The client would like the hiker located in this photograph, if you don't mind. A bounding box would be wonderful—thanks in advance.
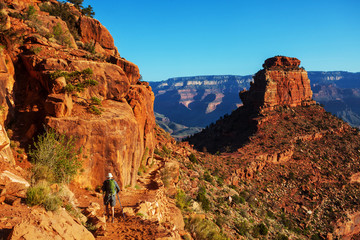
[102,172,120,223]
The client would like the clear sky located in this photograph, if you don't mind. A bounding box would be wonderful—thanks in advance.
[82,0,360,82]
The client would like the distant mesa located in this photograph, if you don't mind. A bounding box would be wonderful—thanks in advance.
[240,56,315,111]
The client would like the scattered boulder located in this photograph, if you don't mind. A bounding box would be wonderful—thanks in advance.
[44,93,73,117]
[8,208,95,240]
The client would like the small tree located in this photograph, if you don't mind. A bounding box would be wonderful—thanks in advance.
[67,0,83,9]
[29,128,82,183]
[82,5,95,17]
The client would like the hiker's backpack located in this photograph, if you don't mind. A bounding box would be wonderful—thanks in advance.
[106,179,116,195]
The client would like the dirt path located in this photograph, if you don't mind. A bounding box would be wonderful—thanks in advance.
[71,158,172,239]
[96,210,169,240]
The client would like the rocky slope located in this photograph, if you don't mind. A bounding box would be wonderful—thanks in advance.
[185,56,360,239]
[150,71,360,135]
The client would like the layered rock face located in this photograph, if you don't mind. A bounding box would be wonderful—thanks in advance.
[240,56,314,110]
[0,0,155,189]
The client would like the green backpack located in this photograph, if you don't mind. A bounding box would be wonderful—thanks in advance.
[106,179,116,195]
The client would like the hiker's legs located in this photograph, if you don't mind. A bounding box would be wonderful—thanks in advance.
[105,204,110,218]
[111,206,115,220]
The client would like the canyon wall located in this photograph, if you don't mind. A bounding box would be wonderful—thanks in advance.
[0,0,155,188]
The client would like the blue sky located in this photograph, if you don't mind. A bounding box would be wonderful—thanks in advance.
[83,0,360,82]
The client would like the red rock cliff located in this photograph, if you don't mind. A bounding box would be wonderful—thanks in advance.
[240,56,314,110]
[0,0,155,189]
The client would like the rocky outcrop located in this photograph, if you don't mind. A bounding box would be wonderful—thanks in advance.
[8,208,95,240]
[0,124,14,165]
[46,100,150,189]
[0,52,15,126]
[0,0,156,190]
[240,56,314,110]
[79,16,117,56]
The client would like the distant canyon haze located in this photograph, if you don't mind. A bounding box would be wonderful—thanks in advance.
[149,72,360,138]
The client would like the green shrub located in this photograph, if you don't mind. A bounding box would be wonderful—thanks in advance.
[90,97,101,105]
[232,194,245,204]
[186,217,228,240]
[52,23,71,46]
[311,233,322,240]
[89,105,102,115]
[197,186,210,212]
[276,234,289,240]
[176,189,191,211]
[162,145,171,156]
[28,128,82,184]
[40,2,79,40]
[81,5,94,17]
[29,46,42,55]
[26,182,51,206]
[26,5,37,20]
[64,83,75,92]
[203,171,213,184]
[83,79,98,87]
[189,153,198,163]
[252,223,268,237]
[234,220,249,236]
[43,195,62,211]
[84,40,96,54]
[31,164,55,183]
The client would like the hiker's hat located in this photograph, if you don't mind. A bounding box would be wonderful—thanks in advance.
[107,173,113,179]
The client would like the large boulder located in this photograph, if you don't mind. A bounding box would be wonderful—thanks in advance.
[46,100,144,189]
[0,124,14,165]
[8,208,95,240]
[79,16,116,55]
[240,56,314,110]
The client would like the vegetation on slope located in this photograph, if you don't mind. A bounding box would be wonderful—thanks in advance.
[182,104,360,239]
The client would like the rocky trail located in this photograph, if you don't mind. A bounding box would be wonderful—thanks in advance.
[71,157,177,240]
[0,155,180,240]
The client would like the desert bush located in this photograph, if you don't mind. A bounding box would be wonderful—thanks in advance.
[89,105,102,115]
[29,46,42,55]
[186,216,228,240]
[52,23,71,46]
[234,220,249,236]
[203,171,213,184]
[26,181,51,206]
[162,145,171,156]
[188,153,198,164]
[28,128,82,184]
[26,181,62,211]
[84,40,96,54]
[26,5,37,20]
[197,186,210,212]
[90,96,101,105]
[40,2,79,40]
[43,194,62,211]
[232,194,245,204]
[252,222,268,237]
[176,189,191,211]
[31,164,55,183]
[276,234,289,240]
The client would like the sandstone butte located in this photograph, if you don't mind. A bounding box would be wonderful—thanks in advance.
[0,0,155,190]
[240,55,315,111]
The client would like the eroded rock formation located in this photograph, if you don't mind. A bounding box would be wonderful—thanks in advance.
[240,56,314,110]
[0,0,155,189]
